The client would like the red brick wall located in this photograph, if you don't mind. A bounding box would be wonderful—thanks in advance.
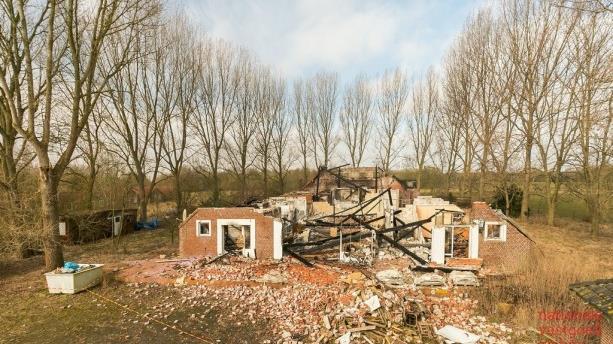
[179,208,276,259]
[478,221,534,272]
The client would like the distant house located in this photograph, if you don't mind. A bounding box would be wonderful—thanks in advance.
[59,208,138,244]
[179,207,283,260]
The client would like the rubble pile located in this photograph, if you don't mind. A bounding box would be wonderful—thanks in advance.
[184,257,268,281]
[164,260,517,343]
[419,290,514,344]
[180,282,343,342]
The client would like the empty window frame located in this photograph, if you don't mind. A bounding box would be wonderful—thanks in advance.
[484,222,506,241]
[196,220,211,237]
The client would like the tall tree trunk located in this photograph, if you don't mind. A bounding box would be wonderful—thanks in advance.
[586,192,600,236]
[139,196,148,222]
[546,197,556,226]
[302,160,308,185]
[478,170,485,201]
[545,179,555,226]
[240,167,246,201]
[212,169,220,206]
[86,171,95,210]
[174,173,183,213]
[278,171,285,195]
[520,139,532,221]
[504,188,511,215]
[137,177,148,221]
[262,163,268,197]
[39,168,64,270]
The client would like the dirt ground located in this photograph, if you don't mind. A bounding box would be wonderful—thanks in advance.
[0,219,610,343]
[0,228,274,344]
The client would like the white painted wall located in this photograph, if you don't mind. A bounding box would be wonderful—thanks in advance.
[468,224,479,259]
[273,219,283,260]
[431,227,445,264]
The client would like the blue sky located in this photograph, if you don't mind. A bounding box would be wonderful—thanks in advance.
[171,0,485,84]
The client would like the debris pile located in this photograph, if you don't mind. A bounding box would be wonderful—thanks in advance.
[144,259,517,344]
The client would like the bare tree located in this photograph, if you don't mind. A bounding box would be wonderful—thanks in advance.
[270,79,295,194]
[255,69,277,198]
[466,10,510,200]
[308,72,339,168]
[443,35,477,199]
[490,103,522,215]
[77,103,105,210]
[161,18,200,212]
[436,93,463,195]
[407,68,439,191]
[502,0,578,220]
[225,55,258,201]
[567,8,611,234]
[534,53,580,225]
[105,25,169,222]
[0,0,157,269]
[292,79,311,184]
[377,68,408,172]
[191,40,240,205]
[0,93,30,208]
[340,75,373,167]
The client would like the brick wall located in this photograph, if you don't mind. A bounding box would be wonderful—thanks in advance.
[478,221,534,272]
[179,208,276,259]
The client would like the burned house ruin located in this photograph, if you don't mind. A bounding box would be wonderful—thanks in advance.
[179,166,535,272]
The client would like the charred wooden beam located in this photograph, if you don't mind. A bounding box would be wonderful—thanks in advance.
[283,247,314,267]
[338,189,391,225]
[379,234,428,265]
[201,251,232,266]
[351,215,429,265]
[295,230,373,253]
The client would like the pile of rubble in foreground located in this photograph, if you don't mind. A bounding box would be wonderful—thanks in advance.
[167,256,518,344]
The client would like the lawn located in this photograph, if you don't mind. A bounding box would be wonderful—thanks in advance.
[0,227,273,344]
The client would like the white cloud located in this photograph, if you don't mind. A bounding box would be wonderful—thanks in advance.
[174,0,482,83]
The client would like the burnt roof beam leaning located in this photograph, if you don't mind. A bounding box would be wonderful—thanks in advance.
[352,215,428,265]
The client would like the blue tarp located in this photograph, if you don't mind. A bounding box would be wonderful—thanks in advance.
[136,218,159,230]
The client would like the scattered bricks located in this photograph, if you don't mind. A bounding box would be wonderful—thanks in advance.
[124,255,517,343]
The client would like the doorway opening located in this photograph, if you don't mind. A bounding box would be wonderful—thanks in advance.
[218,219,256,258]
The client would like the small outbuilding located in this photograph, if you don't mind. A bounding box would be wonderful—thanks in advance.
[179,207,283,260]
[59,208,138,244]
[469,201,535,272]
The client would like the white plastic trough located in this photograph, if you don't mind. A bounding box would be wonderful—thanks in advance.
[44,264,104,294]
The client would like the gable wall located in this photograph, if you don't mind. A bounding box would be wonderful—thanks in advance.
[479,221,534,272]
[179,208,275,259]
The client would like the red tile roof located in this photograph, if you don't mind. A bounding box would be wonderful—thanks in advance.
[470,202,502,222]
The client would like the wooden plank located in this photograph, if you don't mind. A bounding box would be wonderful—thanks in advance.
[201,251,231,266]
[353,216,429,265]
[348,325,376,333]
[155,259,191,263]
[380,234,428,265]
[283,247,314,267]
